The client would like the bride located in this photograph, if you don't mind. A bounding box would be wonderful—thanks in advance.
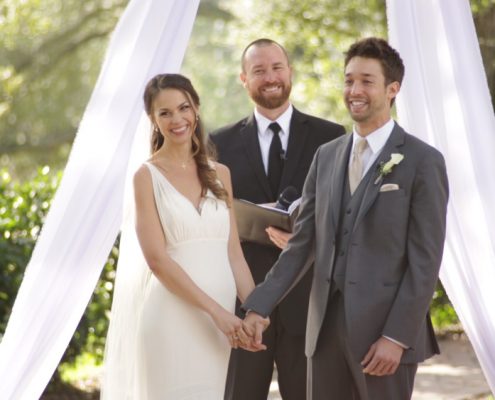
[101,73,259,399]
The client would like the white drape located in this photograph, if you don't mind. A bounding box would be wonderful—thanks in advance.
[0,1,200,399]
[387,0,495,393]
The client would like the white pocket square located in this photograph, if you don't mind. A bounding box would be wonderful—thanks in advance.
[379,183,400,192]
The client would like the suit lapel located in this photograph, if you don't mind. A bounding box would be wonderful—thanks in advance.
[279,108,308,192]
[330,135,353,229]
[239,114,273,199]
[354,123,406,229]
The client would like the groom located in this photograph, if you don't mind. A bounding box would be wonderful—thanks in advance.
[242,37,449,400]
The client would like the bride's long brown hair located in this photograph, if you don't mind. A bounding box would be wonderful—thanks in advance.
[143,73,229,205]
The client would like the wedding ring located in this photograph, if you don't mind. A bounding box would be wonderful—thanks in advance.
[233,335,239,340]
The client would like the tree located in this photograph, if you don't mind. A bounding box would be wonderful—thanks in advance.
[0,0,128,177]
[1,0,493,175]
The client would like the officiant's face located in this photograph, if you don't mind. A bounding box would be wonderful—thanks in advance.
[152,88,197,147]
[241,43,292,111]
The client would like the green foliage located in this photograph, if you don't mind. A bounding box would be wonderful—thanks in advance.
[0,166,60,331]
[183,0,387,133]
[431,281,459,330]
[0,0,128,177]
[2,0,494,176]
[0,167,117,365]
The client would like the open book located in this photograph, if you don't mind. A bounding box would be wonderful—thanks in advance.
[233,198,301,247]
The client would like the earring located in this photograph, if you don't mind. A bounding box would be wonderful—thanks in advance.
[195,114,199,121]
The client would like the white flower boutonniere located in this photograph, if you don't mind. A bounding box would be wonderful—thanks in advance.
[374,153,404,184]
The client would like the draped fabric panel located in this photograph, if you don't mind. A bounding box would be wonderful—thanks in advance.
[386,0,495,393]
[0,1,200,399]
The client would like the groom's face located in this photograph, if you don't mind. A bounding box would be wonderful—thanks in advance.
[343,56,399,132]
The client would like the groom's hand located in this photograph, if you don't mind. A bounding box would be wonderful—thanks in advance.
[361,337,404,376]
[239,312,270,352]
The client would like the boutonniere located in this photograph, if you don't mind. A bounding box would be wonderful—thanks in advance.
[374,153,404,184]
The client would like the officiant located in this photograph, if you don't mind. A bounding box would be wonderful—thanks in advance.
[210,38,344,400]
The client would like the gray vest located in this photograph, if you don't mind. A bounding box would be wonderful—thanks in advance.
[331,166,375,294]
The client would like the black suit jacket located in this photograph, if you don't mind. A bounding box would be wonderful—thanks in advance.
[210,107,345,335]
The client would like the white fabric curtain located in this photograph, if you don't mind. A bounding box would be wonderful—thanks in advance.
[386,0,495,393]
[0,1,200,399]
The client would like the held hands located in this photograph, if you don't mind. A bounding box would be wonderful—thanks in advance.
[238,311,270,351]
[211,306,269,351]
[210,305,245,349]
[361,337,404,376]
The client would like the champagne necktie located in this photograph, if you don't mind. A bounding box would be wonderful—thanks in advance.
[349,138,368,195]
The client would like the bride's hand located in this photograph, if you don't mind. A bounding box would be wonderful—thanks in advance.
[210,306,243,348]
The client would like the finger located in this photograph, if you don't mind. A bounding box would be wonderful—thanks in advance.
[231,330,241,349]
[361,345,375,366]
[242,321,254,337]
[363,355,379,374]
[384,361,399,376]
[236,328,248,342]
[254,322,265,345]
[372,360,387,376]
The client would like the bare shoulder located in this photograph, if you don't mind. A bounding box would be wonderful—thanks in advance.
[212,161,232,193]
[213,161,231,180]
[133,163,152,190]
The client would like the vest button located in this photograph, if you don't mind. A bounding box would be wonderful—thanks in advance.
[339,250,345,256]
[346,208,352,214]
[343,229,349,235]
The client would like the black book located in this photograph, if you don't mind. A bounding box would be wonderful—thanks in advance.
[233,198,300,247]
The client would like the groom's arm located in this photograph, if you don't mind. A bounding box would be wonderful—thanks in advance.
[383,147,448,347]
[241,146,321,318]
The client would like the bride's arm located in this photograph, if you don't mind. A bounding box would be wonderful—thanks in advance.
[216,163,256,303]
[133,165,241,344]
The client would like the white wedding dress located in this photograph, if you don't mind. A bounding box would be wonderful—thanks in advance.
[102,162,236,399]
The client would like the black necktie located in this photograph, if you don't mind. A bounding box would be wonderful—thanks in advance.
[268,122,283,198]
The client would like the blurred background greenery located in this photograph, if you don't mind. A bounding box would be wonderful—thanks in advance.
[1,0,494,396]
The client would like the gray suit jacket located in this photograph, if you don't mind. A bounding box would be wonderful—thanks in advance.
[243,122,449,364]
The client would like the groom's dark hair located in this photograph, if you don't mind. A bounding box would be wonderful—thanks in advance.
[345,37,405,87]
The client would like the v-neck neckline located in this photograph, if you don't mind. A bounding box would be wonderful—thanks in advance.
[147,162,206,216]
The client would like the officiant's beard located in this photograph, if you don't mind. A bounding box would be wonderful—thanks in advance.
[251,82,292,110]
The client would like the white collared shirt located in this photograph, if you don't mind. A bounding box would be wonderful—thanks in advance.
[349,119,395,178]
[255,105,293,174]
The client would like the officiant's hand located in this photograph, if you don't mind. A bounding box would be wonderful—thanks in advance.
[266,226,292,249]
[240,312,270,352]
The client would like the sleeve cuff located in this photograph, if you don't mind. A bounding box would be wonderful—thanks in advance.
[382,335,409,349]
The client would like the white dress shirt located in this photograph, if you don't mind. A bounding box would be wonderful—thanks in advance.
[349,119,395,178]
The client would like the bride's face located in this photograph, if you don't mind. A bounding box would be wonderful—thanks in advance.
[152,88,197,148]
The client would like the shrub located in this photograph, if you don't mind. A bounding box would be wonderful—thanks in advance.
[0,167,117,365]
